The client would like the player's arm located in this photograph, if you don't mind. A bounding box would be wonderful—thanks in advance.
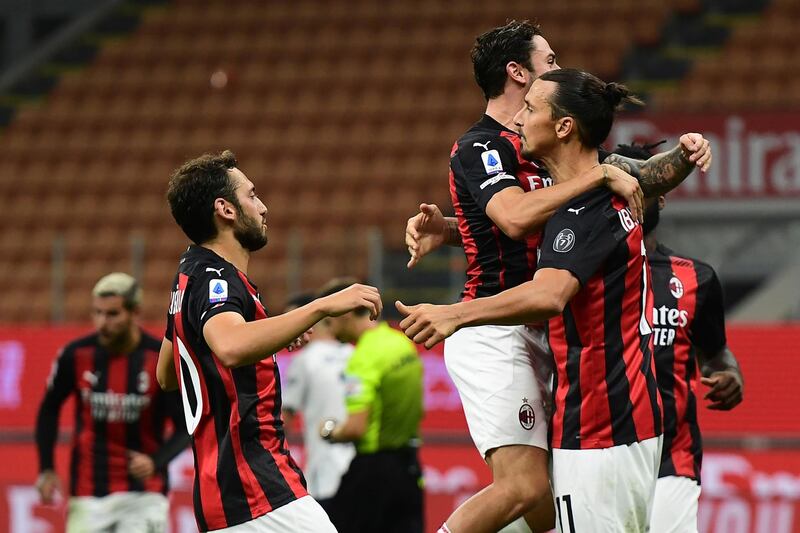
[129,390,190,480]
[204,284,381,368]
[690,265,743,410]
[397,268,579,348]
[603,133,712,197]
[157,338,178,391]
[484,164,642,240]
[35,347,74,504]
[322,410,369,443]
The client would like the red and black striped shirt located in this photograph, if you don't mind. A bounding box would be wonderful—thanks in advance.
[538,187,662,450]
[166,245,306,532]
[449,114,552,300]
[35,331,186,497]
[648,243,727,481]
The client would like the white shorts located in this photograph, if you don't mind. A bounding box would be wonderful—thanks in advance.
[650,475,700,533]
[551,436,663,533]
[210,495,337,532]
[67,491,168,533]
[444,324,553,457]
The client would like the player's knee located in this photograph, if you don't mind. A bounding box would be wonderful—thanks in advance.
[498,476,549,514]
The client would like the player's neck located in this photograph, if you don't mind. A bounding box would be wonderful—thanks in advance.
[645,232,658,254]
[203,234,251,274]
[540,144,599,185]
[353,318,378,342]
[485,93,524,131]
[103,326,140,354]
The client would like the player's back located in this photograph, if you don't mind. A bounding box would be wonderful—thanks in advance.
[167,245,307,531]
[449,115,552,301]
[538,187,662,450]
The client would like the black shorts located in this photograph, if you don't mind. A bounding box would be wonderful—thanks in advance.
[329,447,424,533]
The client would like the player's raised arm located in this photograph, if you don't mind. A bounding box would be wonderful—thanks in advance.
[204,284,382,368]
[603,133,712,197]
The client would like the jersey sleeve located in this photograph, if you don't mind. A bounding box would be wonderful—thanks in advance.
[164,311,174,342]
[35,346,75,472]
[451,135,521,210]
[689,265,728,354]
[343,341,382,414]
[185,264,251,333]
[281,354,307,413]
[537,198,629,285]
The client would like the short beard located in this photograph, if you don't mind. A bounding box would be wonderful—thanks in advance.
[234,213,268,252]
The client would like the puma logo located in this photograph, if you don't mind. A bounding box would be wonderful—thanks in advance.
[205,267,224,276]
[567,207,586,215]
[472,141,491,150]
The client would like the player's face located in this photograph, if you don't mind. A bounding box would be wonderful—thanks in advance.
[92,295,135,348]
[229,168,269,252]
[528,36,559,80]
[513,79,559,160]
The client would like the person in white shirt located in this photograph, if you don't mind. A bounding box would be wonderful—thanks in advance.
[282,293,355,512]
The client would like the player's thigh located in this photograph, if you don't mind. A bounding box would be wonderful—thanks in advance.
[649,476,700,533]
[551,437,660,533]
[444,325,550,457]
[212,496,337,532]
[487,444,550,495]
[114,492,169,533]
[66,496,115,533]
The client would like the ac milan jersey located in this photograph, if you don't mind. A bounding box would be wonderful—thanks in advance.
[35,331,184,497]
[449,114,552,300]
[648,243,727,481]
[165,245,306,532]
[538,187,662,450]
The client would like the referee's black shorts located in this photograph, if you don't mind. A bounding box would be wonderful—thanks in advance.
[329,447,424,533]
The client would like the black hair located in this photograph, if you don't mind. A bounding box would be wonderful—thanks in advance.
[167,150,239,245]
[613,140,666,161]
[471,20,542,100]
[538,68,643,148]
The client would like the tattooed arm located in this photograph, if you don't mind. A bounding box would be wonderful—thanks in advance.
[604,133,712,197]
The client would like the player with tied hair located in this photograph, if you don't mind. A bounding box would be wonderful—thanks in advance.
[157,150,382,532]
[35,272,189,533]
[398,69,670,532]
[402,21,712,533]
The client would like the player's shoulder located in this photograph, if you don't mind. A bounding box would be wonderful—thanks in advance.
[661,245,719,281]
[554,187,615,221]
[179,246,242,285]
[61,332,100,357]
[455,117,517,153]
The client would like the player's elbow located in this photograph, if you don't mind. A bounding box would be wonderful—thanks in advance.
[496,216,529,241]
[215,347,245,368]
[539,293,567,319]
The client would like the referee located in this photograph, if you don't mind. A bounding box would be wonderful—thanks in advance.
[318,278,425,533]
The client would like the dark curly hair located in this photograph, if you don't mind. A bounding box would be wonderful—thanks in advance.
[167,150,239,245]
[471,20,542,100]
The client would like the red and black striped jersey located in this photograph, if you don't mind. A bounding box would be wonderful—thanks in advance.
[648,243,727,482]
[538,187,662,450]
[35,331,186,497]
[165,245,306,532]
[449,115,552,301]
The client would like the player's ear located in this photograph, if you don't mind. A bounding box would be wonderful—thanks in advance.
[213,198,236,221]
[555,116,574,139]
[506,61,528,85]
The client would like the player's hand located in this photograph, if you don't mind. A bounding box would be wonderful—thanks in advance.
[128,451,156,480]
[601,164,644,223]
[318,284,382,320]
[406,203,446,268]
[679,133,712,172]
[395,300,460,348]
[35,469,61,504]
[287,329,312,352]
[701,370,743,410]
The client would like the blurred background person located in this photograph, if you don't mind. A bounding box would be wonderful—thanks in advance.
[34,273,188,533]
[318,278,425,533]
[281,291,356,514]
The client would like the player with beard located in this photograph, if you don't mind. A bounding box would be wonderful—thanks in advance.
[156,150,383,532]
[35,273,189,533]
[614,143,744,533]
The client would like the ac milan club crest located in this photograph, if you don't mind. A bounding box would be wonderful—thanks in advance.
[669,275,684,299]
[519,398,535,430]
